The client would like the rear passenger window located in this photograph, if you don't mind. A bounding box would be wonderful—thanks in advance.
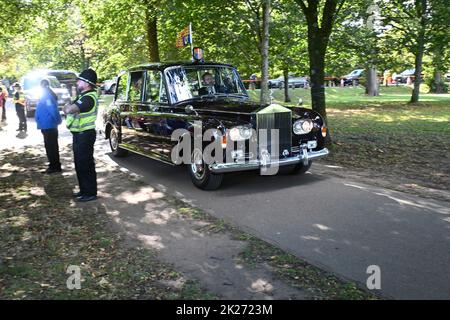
[145,70,167,103]
[128,71,145,102]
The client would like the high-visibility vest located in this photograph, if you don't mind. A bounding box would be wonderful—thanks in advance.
[13,91,26,106]
[66,91,98,132]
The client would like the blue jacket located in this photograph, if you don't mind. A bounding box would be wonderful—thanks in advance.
[35,89,62,130]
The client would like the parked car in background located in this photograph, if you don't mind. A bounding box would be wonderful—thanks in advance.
[268,75,309,89]
[341,69,365,86]
[394,68,416,83]
[31,69,78,97]
[101,77,118,94]
[444,71,450,82]
[20,73,72,117]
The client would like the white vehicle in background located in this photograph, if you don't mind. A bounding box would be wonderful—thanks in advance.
[21,73,72,117]
[444,71,450,83]
[100,77,118,94]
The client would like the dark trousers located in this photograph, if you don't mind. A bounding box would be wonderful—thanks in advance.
[1,100,6,121]
[15,105,27,131]
[42,128,61,170]
[73,129,97,196]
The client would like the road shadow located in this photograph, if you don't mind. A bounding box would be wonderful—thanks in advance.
[106,151,330,196]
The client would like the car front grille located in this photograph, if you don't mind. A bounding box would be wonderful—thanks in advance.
[256,107,292,158]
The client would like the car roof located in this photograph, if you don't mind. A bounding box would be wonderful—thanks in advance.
[128,61,234,72]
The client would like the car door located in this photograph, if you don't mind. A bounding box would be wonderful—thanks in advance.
[114,72,133,147]
[133,68,171,161]
[146,67,197,162]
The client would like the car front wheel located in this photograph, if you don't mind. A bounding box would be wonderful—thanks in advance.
[189,148,223,190]
[109,126,128,157]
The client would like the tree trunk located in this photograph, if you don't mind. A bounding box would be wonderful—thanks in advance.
[283,69,291,102]
[431,70,445,93]
[145,13,160,62]
[410,34,424,103]
[307,32,327,122]
[366,67,379,96]
[260,0,271,105]
[410,0,427,103]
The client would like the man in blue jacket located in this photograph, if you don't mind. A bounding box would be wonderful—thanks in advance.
[36,79,62,174]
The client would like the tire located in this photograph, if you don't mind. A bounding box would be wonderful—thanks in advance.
[109,84,116,94]
[188,148,224,190]
[109,126,128,157]
[290,161,312,175]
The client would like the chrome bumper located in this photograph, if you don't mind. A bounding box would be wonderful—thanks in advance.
[209,148,329,173]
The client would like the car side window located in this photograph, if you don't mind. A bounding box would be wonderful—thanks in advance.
[116,73,128,101]
[145,70,167,103]
[128,71,144,102]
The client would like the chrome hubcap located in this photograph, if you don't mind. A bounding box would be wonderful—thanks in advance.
[110,129,118,150]
[191,149,205,180]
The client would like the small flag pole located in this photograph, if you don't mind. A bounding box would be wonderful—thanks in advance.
[189,22,194,61]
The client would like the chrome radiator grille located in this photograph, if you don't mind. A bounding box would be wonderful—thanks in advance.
[256,110,292,158]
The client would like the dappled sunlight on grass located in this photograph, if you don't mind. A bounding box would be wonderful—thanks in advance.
[115,186,164,204]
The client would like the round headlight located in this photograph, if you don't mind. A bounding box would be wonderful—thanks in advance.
[293,119,313,135]
[229,126,253,141]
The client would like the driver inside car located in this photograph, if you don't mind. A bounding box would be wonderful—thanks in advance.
[198,72,227,95]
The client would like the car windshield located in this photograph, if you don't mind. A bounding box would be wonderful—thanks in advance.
[165,65,247,104]
[23,76,61,90]
[349,70,362,76]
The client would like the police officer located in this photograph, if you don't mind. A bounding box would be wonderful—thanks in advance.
[64,69,98,202]
[13,83,27,132]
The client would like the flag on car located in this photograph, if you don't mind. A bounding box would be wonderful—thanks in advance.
[176,26,191,48]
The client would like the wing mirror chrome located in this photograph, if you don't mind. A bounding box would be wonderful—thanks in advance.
[185,104,198,115]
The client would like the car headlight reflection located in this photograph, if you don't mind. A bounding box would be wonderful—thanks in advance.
[229,126,253,141]
[293,119,313,135]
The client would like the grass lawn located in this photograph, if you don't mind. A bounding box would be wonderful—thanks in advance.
[100,88,449,192]
[249,86,450,192]
[247,85,450,107]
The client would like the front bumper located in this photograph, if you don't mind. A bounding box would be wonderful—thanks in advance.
[209,147,329,173]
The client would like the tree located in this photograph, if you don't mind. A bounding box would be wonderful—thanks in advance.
[260,0,271,104]
[293,0,346,125]
[382,0,450,103]
[270,1,309,103]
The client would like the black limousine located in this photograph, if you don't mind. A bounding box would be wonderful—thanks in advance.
[102,61,329,190]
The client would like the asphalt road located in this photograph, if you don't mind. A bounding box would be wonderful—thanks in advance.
[2,98,449,299]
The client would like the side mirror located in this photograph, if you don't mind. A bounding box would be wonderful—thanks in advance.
[185,105,194,113]
[185,105,198,115]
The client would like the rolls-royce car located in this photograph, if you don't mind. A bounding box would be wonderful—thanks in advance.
[102,61,329,190]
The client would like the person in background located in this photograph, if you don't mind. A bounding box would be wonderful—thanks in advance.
[36,79,62,174]
[0,86,6,122]
[249,73,257,90]
[13,83,27,132]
